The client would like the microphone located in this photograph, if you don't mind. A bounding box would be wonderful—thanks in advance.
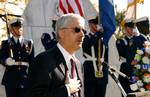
[100,60,130,80]
[109,66,130,80]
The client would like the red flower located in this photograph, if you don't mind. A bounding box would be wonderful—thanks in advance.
[145,84,150,90]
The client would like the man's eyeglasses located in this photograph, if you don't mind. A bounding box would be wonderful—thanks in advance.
[61,27,86,34]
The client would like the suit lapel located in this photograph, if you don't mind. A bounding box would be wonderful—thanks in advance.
[58,63,66,76]
[52,46,68,76]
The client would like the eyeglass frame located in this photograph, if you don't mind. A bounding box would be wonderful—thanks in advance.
[60,27,86,34]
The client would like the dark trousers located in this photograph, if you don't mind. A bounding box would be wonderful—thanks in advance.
[84,80,107,97]
[5,85,27,97]
[119,63,133,97]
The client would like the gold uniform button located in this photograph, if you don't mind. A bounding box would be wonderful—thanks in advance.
[24,75,27,78]
[21,85,24,88]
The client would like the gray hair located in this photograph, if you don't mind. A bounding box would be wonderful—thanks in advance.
[55,13,85,39]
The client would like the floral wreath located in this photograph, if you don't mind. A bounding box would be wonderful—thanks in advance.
[131,41,150,92]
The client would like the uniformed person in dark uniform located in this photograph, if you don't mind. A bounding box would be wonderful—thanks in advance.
[82,16,108,97]
[41,20,57,50]
[116,19,147,96]
[0,18,34,97]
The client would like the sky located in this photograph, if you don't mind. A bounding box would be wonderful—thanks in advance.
[114,0,150,19]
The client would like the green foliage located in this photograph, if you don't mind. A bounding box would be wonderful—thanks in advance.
[115,10,126,27]
[115,10,126,39]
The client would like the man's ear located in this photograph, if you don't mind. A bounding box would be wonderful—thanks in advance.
[58,30,65,39]
[9,27,13,34]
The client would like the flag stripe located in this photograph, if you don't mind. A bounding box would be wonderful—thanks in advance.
[59,0,67,14]
[66,0,75,13]
[58,0,84,17]
[74,0,84,17]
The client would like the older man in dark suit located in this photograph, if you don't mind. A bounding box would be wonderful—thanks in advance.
[27,13,85,97]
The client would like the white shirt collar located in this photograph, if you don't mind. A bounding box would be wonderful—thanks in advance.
[13,36,23,43]
[57,43,75,66]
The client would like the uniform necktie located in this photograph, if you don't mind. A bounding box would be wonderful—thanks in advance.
[17,39,21,47]
[70,58,76,79]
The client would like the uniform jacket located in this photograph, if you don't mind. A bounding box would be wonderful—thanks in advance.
[41,32,57,50]
[27,45,84,97]
[116,34,147,76]
[0,37,34,86]
[82,31,108,83]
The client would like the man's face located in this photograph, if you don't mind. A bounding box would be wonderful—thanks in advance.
[10,26,23,37]
[59,19,85,53]
[89,23,97,33]
[124,27,134,37]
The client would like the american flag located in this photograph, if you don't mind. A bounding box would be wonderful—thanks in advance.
[57,0,84,17]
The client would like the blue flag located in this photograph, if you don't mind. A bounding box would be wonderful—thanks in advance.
[99,0,116,45]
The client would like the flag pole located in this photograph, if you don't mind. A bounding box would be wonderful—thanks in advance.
[94,0,103,78]
[134,0,137,19]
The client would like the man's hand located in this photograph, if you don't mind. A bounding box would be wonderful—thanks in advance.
[97,24,103,32]
[65,71,81,94]
[5,57,15,66]
[68,78,81,94]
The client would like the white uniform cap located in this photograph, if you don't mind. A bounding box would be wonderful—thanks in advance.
[9,18,23,26]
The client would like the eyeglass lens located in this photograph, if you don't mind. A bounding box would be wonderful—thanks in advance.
[74,27,86,34]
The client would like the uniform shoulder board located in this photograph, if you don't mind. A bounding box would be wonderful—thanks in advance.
[29,39,33,44]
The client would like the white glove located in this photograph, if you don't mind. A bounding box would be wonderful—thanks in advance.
[5,57,15,66]
[97,24,103,32]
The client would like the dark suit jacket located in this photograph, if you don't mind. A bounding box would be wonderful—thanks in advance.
[27,45,84,97]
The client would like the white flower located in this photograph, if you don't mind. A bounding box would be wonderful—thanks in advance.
[135,64,141,69]
[144,41,150,46]
[140,88,145,92]
[145,47,150,54]
[137,80,143,87]
[142,56,150,64]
